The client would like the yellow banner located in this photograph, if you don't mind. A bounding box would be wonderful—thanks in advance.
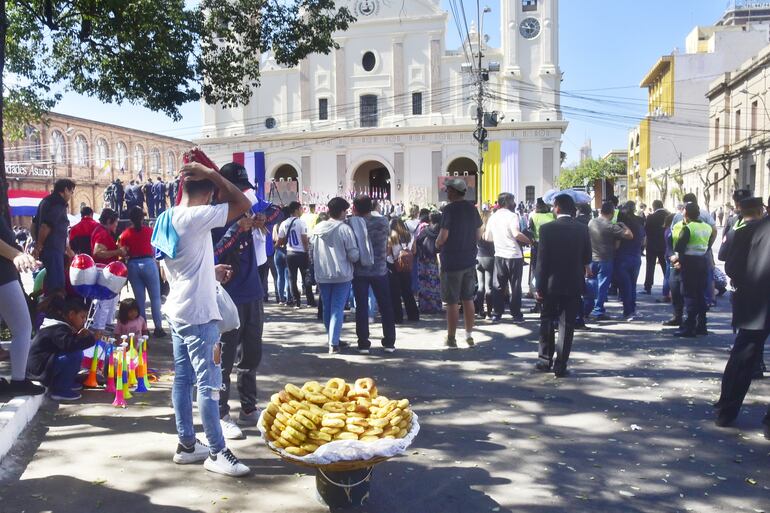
[482,141,501,204]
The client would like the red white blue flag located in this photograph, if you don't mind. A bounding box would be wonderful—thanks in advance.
[9,189,47,217]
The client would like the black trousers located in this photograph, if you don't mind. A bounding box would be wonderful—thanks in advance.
[538,294,578,371]
[219,299,264,418]
[644,250,666,293]
[388,265,419,323]
[287,251,315,307]
[681,255,708,331]
[494,257,524,317]
[716,328,770,425]
[258,261,269,301]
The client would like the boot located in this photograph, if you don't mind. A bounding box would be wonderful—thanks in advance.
[662,317,682,327]
[673,315,696,338]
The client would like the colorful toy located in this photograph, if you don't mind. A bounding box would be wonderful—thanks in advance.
[134,336,148,393]
[105,339,116,394]
[112,347,127,408]
[121,343,133,400]
[140,336,151,391]
[83,340,102,388]
[128,332,138,387]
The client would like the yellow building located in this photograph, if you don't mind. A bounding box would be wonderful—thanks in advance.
[626,8,770,207]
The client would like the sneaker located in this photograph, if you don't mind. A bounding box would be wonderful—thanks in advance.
[445,337,458,350]
[511,315,525,324]
[490,315,502,322]
[383,347,396,354]
[220,415,245,440]
[465,336,475,348]
[662,317,682,327]
[71,383,84,391]
[358,344,371,355]
[49,390,82,401]
[7,379,46,397]
[329,345,340,354]
[591,314,611,322]
[204,448,250,477]
[237,409,259,427]
[153,328,167,337]
[338,341,350,349]
[173,438,210,464]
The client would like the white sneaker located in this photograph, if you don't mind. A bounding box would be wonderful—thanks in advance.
[383,347,396,354]
[173,438,209,464]
[204,448,250,477]
[220,415,245,440]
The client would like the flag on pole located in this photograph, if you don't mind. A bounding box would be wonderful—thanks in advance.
[101,159,112,176]
[8,189,47,217]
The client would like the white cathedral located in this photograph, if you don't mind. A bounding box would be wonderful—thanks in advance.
[197,0,565,205]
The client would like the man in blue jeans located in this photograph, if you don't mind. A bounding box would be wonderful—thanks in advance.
[156,161,252,477]
[349,195,396,354]
[587,202,632,320]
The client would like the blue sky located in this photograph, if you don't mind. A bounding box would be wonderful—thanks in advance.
[51,0,729,166]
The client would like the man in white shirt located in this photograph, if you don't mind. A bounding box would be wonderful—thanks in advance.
[161,162,252,477]
[485,192,532,323]
[278,201,315,308]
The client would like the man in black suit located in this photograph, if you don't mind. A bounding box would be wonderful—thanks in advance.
[534,194,592,377]
[643,199,668,294]
[715,198,770,439]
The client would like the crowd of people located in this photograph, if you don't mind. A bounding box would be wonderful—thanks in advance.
[1,163,769,479]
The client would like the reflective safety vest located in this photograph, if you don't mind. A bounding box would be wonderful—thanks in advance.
[531,212,555,242]
[683,221,712,256]
[672,221,685,248]
[733,217,746,231]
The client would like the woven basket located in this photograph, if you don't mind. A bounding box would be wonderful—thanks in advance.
[265,443,390,471]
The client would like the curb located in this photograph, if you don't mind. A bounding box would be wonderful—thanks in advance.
[0,394,44,464]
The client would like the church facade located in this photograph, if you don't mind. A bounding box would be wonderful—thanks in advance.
[197,0,566,205]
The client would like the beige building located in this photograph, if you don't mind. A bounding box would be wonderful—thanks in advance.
[706,42,770,208]
[5,112,190,226]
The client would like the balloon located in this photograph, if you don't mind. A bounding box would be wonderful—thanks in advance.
[69,254,98,287]
[98,261,128,295]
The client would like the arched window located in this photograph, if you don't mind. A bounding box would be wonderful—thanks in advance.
[134,144,145,173]
[115,142,128,171]
[74,135,88,166]
[166,151,177,175]
[150,148,161,173]
[50,130,66,164]
[23,126,41,161]
[96,138,110,168]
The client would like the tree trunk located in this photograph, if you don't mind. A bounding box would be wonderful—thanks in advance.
[0,0,8,226]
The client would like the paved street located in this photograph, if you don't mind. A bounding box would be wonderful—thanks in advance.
[1,288,769,513]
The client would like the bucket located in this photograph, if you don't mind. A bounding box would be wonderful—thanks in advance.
[315,466,373,508]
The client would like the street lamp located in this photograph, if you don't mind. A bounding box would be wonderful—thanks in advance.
[739,88,770,122]
[658,136,682,206]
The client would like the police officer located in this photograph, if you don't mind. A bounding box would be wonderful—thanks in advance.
[528,197,555,312]
[718,189,752,263]
[716,197,770,440]
[670,203,714,337]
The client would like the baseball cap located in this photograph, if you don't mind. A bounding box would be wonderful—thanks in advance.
[444,178,467,195]
[220,162,254,190]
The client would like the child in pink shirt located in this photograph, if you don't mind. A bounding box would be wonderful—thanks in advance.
[114,298,149,338]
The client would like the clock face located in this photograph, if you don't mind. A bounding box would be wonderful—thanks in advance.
[519,17,541,39]
[356,0,379,17]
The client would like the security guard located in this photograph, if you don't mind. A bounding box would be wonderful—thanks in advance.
[528,198,556,312]
[670,203,713,337]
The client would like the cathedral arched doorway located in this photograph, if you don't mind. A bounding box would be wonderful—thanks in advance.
[446,157,478,177]
[274,164,299,182]
[352,160,391,199]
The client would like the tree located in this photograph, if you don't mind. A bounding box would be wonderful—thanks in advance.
[0,0,355,221]
[557,157,626,189]
[697,163,731,213]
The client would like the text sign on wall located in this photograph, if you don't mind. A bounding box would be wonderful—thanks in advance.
[5,162,54,178]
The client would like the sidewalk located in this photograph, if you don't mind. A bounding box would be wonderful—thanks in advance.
[0,288,768,512]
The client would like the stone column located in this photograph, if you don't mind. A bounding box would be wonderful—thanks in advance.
[300,59,311,121]
[301,155,311,195]
[394,151,404,201]
[429,35,442,113]
[431,150,442,203]
[392,35,405,116]
[335,39,347,120]
[337,154,347,193]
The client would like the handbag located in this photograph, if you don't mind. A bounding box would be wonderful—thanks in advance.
[215,284,240,333]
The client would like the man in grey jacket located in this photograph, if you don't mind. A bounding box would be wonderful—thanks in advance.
[312,197,360,354]
[350,195,397,354]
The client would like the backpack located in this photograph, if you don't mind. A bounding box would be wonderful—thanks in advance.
[420,231,438,259]
[394,245,414,273]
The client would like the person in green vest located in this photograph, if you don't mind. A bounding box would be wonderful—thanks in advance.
[527,198,556,313]
[670,203,714,337]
